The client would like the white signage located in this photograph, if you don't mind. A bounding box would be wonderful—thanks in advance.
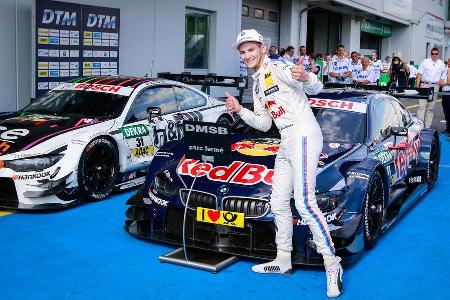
[425,13,445,43]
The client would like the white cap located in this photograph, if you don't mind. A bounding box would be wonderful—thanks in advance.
[232,29,263,50]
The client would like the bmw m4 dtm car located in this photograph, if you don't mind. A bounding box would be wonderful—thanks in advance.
[125,85,439,266]
[0,74,244,210]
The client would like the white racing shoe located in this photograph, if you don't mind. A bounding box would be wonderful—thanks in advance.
[251,258,292,275]
[325,257,343,298]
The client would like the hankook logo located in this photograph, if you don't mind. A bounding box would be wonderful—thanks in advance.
[12,171,51,181]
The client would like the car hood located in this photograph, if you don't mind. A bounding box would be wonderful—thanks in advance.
[0,111,105,156]
[172,135,356,193]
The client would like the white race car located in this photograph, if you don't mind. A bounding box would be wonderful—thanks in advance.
[0,76,236,209]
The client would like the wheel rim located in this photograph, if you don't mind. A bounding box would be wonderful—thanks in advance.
[428,142,439,184]
[366,175,384,238]
[217,116,230,125]
[83,145,116,195]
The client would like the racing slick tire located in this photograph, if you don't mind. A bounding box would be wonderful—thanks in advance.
[426,135,440,191]
[216,114,233,126]
[78,137,119,201]
[362,170,385,250]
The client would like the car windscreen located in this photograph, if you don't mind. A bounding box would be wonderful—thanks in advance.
[231,108,366,144]
[22,90,129,119]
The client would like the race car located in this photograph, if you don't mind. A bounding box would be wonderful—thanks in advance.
[124,85,440,265]
[0,74,241,209]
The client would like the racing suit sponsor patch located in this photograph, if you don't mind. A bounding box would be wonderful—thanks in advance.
[264,72,274,88]
[264,85,279,96]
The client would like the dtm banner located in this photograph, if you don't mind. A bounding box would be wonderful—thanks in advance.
[35,0,120,97]
[183,121,231,165]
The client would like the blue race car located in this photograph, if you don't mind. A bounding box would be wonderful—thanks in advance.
[124,86,439,266]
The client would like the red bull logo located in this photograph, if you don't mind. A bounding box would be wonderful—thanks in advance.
[232,139,280,157]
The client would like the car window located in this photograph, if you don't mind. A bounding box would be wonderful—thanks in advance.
[372,98,401,141]
[126,86,178,123]
[173,86,206,111]
[390,98,411,127]
[314,108,366,143]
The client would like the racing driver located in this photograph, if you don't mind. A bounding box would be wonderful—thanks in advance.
[225,29,343,298]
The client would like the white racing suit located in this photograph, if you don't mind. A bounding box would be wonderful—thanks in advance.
[238,56,336,260]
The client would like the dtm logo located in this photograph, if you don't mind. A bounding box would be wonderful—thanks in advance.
[86,14,116,29]
[42,9,77,26]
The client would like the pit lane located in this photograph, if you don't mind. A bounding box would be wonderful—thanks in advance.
[0,136,449,299]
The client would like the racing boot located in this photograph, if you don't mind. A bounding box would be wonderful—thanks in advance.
[324,256,343,298]
[252,253,292,275]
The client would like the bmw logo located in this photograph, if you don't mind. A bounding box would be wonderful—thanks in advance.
[218,185,229,195]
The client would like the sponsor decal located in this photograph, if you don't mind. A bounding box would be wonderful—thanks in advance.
[41,9,76,26]
[178,157,274,186]
[408,175,423,184]
[347,171,370,180]
[163,170,173,182]
[309,98,367,113]
[391,135,421,180]
[374,149,393,165]
[0,126,30,155]
[184,123,228,135]
[152,121,183,148]
[264,85,279,96]
[56,83,133,96]
[264,72,274,88]
[155,151,173,158]
[131,146,154,157]
[12,171,51,181]
[120,124,149,139]
[148,188,169,206]
[232,138,280,157]
[271,106,286,119]
[329,143,340,149]
[293,212,337,225]
[197,207,245,228]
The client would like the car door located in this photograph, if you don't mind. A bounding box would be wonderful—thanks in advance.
[121,85,181,167]
[370,97,403,190]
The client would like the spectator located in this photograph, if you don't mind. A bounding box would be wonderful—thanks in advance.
[416,47,447,128]
[441,57,450,135]
[279,48,286,57]
[329,44,352,83]
[371,51,382,84]
[283,46,298,63]
[268,46,280,59]
[309,53,322,77]
[388,51,409,87]
[352,57,376,85]
[350,51,362,81]
[382,56,391,73]
[408,60,418,87]
[298,45,319,73]
[322,53,331,82]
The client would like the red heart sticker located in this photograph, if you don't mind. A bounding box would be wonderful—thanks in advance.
[207,210,220,222]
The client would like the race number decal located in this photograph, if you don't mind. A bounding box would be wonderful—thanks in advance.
[196,207,245,228]
[131,146,154,157]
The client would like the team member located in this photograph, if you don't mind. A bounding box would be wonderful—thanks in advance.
[323,53,331,82]
[408,61,418,87]
[352,57,376,85]
[382,56,391,73]
[299,45,319,73]
[350,51,362,81]
[226,29,343,298]
[441,58,450,135]
[416,48,447,128]
[269,46,280,59]
[329,44,352,83]
[371,51,382,84]
[283,46,298,64]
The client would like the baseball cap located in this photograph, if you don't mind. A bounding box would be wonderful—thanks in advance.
[232,29,264,50]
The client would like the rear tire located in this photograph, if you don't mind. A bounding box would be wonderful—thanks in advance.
[427,135,440,190]
[362,171,385,250]
[78,137,119,201]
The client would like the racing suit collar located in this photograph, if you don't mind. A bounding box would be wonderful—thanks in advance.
[252,56,270,80]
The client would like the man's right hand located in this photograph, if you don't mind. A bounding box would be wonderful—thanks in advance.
[225,92,241,113]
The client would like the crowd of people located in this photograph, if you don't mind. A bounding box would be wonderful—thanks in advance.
[241,43,450,131]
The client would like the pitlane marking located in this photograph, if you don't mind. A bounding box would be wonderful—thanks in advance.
[439,164,450,168]
[0,210,14,217]
[406,99,442,109]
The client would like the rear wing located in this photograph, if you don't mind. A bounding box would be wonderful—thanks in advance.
[323,83,434,101]
[157,72,248,95]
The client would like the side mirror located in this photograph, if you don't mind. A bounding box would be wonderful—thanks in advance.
[390,127,408,137]
[146,107,161,122]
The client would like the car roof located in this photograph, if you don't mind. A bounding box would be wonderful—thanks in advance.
[315,89,378,104]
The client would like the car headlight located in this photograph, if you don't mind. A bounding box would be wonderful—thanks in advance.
[316,190,344,212]
[153,172,178,197]
[5,154,63,172]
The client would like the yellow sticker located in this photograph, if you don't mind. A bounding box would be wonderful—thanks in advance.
[83,69,92,76]
[196,207,245,228]
[131,146,154,157]
[83,39,92,45]
[83,31,93,38]
[38,28,49,36]
[264,72,274,88]
[38,62,49,69]
[38,70,49,77]
[38,37,49,44]
[83,62,92,68]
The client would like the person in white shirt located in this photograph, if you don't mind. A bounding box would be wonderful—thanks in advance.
[350,51,362,81]
[370,51,382,84]
[299,45,319,73]
[441,58,450,135]
[382,56,391,74]
[323,53,331,82]
[283,46,298,64]
[416,47,447,128]
[408,61,418,87]
[329,44,352,83]
[352,57,376,85]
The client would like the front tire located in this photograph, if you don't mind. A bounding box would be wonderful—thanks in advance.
[78,137,119,201]
[363,170,385,250]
